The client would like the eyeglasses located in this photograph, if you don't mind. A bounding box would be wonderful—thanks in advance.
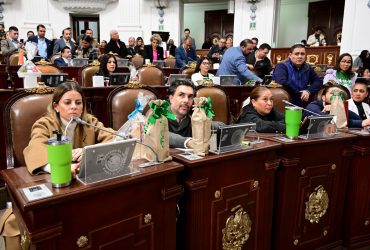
[202,62,210,65]
[353,89,366,93]
[340,60,352,64]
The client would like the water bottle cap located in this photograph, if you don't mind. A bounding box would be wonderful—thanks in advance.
[47,137,71,145]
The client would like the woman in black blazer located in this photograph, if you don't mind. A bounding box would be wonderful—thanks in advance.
[143,34,164,63]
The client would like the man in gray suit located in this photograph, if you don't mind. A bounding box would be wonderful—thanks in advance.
[53,28,75,56]
[1,26,24,56]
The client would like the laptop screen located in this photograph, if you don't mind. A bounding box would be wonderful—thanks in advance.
[72,58,89,67]
[167,74,189,85]
[215,123,256,152]
[220,75,238,85]
[109,73,131,85]
[117,59,130,67]
[41,73,69,87]
[153,60,165,68]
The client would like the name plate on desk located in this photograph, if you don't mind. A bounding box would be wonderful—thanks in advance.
[22,184,53,201]
[77,139,138,184]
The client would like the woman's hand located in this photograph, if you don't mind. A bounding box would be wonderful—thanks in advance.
[323,105,331,112]
[71,162,81,178]
[72,148,83,162]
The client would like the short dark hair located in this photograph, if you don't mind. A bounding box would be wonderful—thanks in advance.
[37,24,46,31]
[251,37,259,44]
[27,30,34,35]
[62,28,71,35]
[184,28,190,33]
[9,26,18,32]
[258,43,271,51]
[240,39,253,47]
[290,43,306,53]
[0,24,5,29]
[61,46,71,54]
[168,80,196,96]
[81,35,93,44]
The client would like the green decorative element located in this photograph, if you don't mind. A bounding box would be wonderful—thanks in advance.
[147,100,176,125]
[159,118,165,148]
[330,91,345,102]
[203,97,215,119]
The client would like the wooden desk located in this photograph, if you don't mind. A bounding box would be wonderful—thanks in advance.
[271,46,340,66]
[2,162,183,249]
[172,140,281,250]
[342,130,370,249]
[263,133,356,250]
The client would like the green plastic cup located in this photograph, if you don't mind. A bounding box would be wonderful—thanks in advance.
[47,138,72,188]
[285,107,302,139]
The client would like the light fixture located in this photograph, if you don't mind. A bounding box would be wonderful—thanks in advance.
[154,0,169,31]
[248,0,261,21]
[228,0,235,14]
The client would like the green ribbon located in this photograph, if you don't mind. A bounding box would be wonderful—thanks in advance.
[330,91,345,102]
[202,97,215,119]
[147,100,176,125]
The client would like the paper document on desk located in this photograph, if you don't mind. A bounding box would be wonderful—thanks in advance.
[22,184,53,201]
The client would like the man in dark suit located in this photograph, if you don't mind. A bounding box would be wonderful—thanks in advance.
[53,28,75,56]
[54,46,71,67]
[105,29,128,58]
[126,36,136,58]
[207,37,227,63]
[143,34,164,63]
[175,37,197,68]
[27,24,53,59]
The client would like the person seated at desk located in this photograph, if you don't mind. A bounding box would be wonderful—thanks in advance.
[272,43,322,106]
[24,81,114,175]
[143,34,164,63]
[191,57,215,86]
[237,86,285,133]
[167,80,223,148]
[207,37,226,64]
[175,37,197,68]
[216,39,262,84]
[95,54,118,84]
[54,46,71,67]
[302,84,370,128]
[348,80,370,122]
[75,35,100,62]
[245,43,272,79]
[353,50,369,68]
[166,39,177,57]
[307,27,325,46]
[135,36,144,56]
[323,53,357,92]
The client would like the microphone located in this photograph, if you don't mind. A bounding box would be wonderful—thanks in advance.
[282,100,325,117]
[71,116,161,166]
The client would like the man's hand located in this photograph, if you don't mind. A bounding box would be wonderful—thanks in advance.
[71,162,80,178]
[247,64,254,70]
[300,90,310,102]
[186,138,194,148]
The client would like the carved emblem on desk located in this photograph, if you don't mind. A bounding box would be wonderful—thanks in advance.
[77,235,88,248]
[222,205,252,250]
[327,54,334,65]
[20,232,30,250]
[25,82,54,94]
[305,185,329,223]
[306,54,319,65]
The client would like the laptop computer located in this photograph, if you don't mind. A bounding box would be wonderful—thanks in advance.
[210,123,256,154]
[220,75,238,85]
[167,74,189,85]
[72,58,89,67]
[153,60,165,68]
[299,115,335,139]
[41,73,69,87]
[116,58,130,68]
[109,73,131,85]
[77,139,138,184]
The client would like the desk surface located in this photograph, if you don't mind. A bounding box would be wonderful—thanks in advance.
[2,160,183,212]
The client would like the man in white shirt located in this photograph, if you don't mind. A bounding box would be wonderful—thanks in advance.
[27,24,53,59]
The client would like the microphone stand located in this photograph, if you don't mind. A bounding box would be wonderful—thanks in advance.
[282,100,326,117]
[72,117,161,167]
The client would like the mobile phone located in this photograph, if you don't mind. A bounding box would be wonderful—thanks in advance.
[20,39,24,43]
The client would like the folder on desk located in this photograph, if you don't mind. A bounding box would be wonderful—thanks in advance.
[77,139,138,184]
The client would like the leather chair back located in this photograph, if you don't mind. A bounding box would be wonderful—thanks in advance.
[131,55,144,68]
[4,89,54,168]
[8,53,21,66]
[108,86,158,130]
[180,66,196,79]
[137,66,165,86]
[196,85,230,124]
[50,54,61,64]
[269,87,291,113]
[80,65,100,87]
[37,65,61,74]
[164,57,176,68]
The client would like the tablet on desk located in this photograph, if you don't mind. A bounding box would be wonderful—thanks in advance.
[109,73,131,85]
[116,59,129,67]
[77,139,138,184]
[41,73,69,87]
[167,74,188,85]
[72,58,89,67]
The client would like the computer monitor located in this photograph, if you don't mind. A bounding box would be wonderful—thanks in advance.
[72,58,89,67]
[153,60,165,68]
[41,73,69,87]
[167,74,189,86]
[117,58,130,68]
[220,75,238,85]
[109,73,131,85]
